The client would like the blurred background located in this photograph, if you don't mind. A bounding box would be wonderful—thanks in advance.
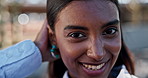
[0,0,148,78]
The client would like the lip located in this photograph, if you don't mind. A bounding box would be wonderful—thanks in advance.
[79,59,110,76]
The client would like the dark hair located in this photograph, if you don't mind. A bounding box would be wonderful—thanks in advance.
[47,0,135,78]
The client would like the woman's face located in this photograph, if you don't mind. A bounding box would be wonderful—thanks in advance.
[54,0,121,78]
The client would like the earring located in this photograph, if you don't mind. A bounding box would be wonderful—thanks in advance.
[50,45,60,58]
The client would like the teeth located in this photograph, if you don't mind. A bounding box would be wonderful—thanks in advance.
[82,63,105,71]
[88,65,91,70]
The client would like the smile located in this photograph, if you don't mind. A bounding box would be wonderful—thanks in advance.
[79,60,109,76]
[82,63,105,71]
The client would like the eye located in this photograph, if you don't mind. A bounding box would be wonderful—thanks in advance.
[67,32,86,38]
[102,27,118,37]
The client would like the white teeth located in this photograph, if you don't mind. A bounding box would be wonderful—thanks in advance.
[92,66,96,70]
[88,65,91,69]
[82,63,105,71]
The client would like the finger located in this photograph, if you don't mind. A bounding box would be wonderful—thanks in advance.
[35,20,49,41]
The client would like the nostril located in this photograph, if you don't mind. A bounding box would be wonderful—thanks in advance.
[86,49,105,61]
[87,49,92,56]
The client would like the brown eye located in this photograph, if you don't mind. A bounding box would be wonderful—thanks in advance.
[68,32,86,38]
[102,27,118,36]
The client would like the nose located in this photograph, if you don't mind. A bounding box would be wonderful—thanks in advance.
[87,39,105,61]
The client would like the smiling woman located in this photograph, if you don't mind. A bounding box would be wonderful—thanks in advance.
[0,0,138,78]
[46,0,136,78]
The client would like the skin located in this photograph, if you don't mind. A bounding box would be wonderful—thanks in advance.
[34,20,59,62]
[50,0,121,78]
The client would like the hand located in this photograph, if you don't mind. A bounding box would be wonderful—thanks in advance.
[34,20,58,62]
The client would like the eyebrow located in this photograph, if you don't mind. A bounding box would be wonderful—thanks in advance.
[101,19,120,28]
[64,25,88,30]
[64,19,120,30]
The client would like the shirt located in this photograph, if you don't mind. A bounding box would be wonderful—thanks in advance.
[0,40,42,78]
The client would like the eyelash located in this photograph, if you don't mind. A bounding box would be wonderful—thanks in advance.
[102,27,118,38]
[67,32,86,38]
[66,27,118,41]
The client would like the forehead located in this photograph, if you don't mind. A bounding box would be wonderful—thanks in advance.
[56,0,119,27]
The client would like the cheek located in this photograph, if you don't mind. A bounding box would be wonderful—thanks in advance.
[56,39,88,73]
[105,38,121,56]
[59,43,82,59]
[56,37,87,63]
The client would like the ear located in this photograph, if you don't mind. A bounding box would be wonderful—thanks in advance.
[47,24,57,47]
